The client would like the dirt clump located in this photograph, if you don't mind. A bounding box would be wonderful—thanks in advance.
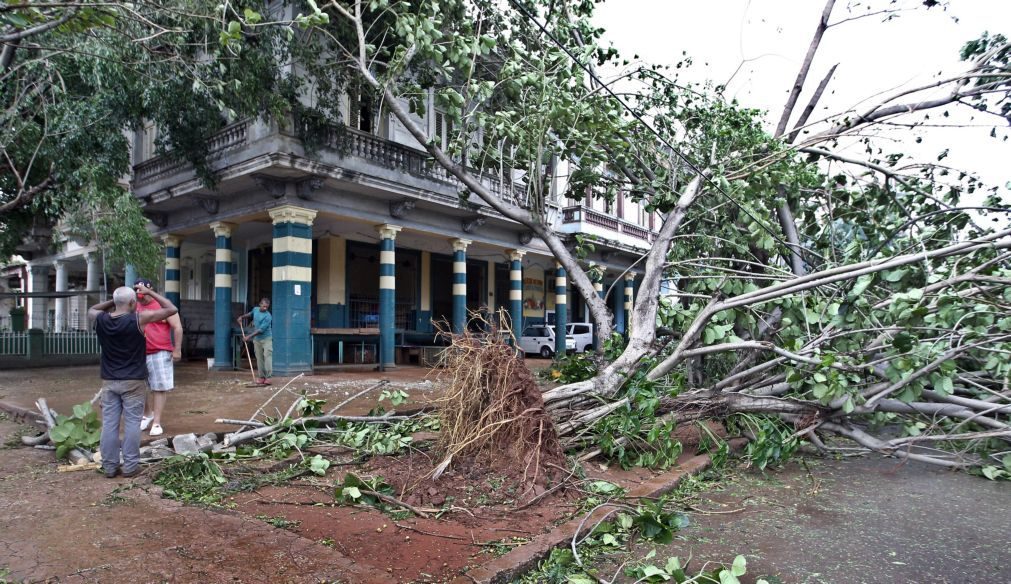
[433,323,565,490]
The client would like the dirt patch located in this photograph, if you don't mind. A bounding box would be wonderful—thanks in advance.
[229,449,578,583]
[0,416,377,583]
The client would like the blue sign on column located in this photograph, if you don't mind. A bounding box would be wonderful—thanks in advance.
[210,222,235,370]
[269,206,318,375]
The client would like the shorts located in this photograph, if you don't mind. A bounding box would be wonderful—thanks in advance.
[146,351,174,391]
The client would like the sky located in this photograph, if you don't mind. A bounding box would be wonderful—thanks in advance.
[594,0,1011,199]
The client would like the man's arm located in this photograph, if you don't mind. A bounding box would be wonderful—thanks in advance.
[169,313,184,361]
[237,310,251,323]
[87,300,115,324]
[136,287,177,326]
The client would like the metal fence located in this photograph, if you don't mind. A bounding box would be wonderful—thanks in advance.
[43,330,101,355]
[348,297,414,330]
[0,332,27,356]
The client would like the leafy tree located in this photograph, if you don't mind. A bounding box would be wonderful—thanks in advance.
[0,1,295,271]
[262,0,1011,473]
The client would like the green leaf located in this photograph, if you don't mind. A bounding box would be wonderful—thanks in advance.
[640,565,670,580]
[566,576,595,584]
[342,486,362,500]
[731,555,747,577]
[882,269,908,283]
[587,480,620,494]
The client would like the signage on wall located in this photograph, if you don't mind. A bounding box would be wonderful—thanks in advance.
[294,284,302,296]
[522,266,544,317]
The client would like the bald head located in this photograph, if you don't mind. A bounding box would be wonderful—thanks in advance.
[112,286,137,311]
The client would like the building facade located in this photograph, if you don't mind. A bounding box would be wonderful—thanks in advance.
[11,96,660,373]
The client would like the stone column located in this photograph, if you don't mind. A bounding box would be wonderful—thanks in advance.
[554,262,568,355]
[377,224,402,369]
[53,260,68,332]
[27,264,50,330]
[508,250,525,336]
[85,251,101,303]
[269,206,317,374]
[124,264,138,288]
[210,222,235,370]
[451,238,471,333]
[624,274,635,336]
[163,235,182,307]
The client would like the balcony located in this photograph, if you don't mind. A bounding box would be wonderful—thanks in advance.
[560,205,657,246]
[131,119,530,210]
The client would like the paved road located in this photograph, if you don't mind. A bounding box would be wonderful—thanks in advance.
[595,455,1010,583]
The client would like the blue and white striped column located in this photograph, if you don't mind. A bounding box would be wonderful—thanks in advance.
[624,273,635,336]
[508,250,525,336]
[554,262,567,355]
[163,235,182,307]
[210,222,235,370]
[451,238,471,333]
[270,206,318,374]
[590,263,604,351]
[378,224,402,369]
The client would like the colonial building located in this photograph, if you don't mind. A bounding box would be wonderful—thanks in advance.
[11,96,660,373]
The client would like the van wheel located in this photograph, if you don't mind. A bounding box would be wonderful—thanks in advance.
[584,345,593,353]
[540,346,553,358]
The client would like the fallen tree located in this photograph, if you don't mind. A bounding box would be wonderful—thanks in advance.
[234,0,1011,476]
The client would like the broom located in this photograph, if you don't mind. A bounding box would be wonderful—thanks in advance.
[238,321,260,387]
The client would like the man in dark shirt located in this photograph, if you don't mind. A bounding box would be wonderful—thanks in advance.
[89,282,176,478]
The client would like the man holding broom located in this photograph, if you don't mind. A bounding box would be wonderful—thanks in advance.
[238,297,272,385]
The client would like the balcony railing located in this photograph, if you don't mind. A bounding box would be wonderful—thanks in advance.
[561,205,657,242]
[133,119,530,209]
[133,120,250,185]
[328,127,530,209]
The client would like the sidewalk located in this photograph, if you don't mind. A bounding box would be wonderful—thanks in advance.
[0,361,446,438]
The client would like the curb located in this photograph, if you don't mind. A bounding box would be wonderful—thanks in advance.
[462,438,748,584]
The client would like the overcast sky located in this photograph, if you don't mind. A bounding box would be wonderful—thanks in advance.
[594,0,1011,199]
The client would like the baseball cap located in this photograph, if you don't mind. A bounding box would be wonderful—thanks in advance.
[133,278,152,288]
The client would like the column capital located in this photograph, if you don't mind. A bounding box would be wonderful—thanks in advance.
[555,261,565,271]
[624,273,636,282]
[162,234,182,247]
[508,249,526,262]
[451,238,472,252]
[377,224,403,240]
[270,205,317,225]
[52,259,67,271]
[85,251,98,265]
[587,262,605,282]
[26,263,49,276]
[210,222,236,238]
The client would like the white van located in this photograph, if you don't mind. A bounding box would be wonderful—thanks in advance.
[563,323,594,353]
[518,325,576,358]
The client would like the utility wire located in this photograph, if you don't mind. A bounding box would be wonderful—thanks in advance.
[505,0,799,249]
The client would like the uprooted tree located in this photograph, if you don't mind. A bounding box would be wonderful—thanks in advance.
[28,0,1002,477]
[273,0,1011,475]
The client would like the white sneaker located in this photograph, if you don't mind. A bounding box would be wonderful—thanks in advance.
[149,424,163,437]
[140,416,153,431]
